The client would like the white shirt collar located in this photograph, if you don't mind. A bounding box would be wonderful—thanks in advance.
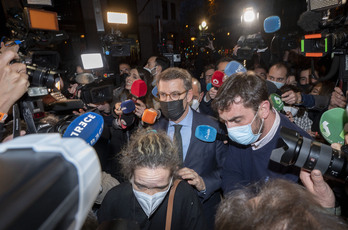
[251,108,280,150]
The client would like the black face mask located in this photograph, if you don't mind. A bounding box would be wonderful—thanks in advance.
[297,83,311,93]
[160,99,186,121]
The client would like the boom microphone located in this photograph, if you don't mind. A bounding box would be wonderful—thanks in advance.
[131,79,147,98]
[264,16,281,33]
[63,112,104,146]
[297,11,322,32]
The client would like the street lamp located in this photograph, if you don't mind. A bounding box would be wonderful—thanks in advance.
[241,7,259,24]
[199,20,208,31]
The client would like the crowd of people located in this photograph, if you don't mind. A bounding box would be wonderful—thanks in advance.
[1,36,348,230]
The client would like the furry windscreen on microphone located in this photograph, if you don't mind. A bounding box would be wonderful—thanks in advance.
[297,11,322,32]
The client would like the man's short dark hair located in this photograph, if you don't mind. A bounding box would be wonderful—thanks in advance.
[215,57,233,70]
[156,67,192,91]
[156,56,171,71]
[212,71,268,112]
[215,179,348,230]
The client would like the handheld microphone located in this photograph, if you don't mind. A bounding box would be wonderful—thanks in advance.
[195,125,218,142]
[121,99,136,114]
[131,79,147,98]
[269,93,284,112]
[264,16,281,33]
[152,86,158,98]
[320,108,347,145]
[142,108,158,124]
[195,125,229,142]
[63,112,104,146]
[120,113,135,129]
[206,83,212,91]
[211,71,225,88]
[224,61,247,77]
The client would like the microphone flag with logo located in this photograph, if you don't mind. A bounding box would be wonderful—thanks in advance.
[195,125,217,142]
[320,108,348,145]
[211,71,225,88]
[269,93,284,112]
[63,112,104,146]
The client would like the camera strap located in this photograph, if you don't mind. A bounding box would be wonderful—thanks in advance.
[12,103,21,138]
[21,101,37,134]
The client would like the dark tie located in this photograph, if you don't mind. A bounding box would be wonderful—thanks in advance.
[173,124,183,163]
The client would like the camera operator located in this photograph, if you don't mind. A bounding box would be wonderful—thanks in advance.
[193,37,221,80]
[0,38,20,54]
[0,50,29,141]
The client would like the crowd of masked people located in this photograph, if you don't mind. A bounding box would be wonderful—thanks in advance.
[1,37,348,230]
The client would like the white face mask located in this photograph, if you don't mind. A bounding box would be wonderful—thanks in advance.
[132,178,172,218]
[283,106,299,117]
[191,99,200,111]
[144,66,157,76]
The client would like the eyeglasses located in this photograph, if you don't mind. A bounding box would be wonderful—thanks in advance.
[158,90,187,101]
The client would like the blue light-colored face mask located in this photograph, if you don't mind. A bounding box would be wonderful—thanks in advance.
[267,79,284,89]
[227,110,264,145]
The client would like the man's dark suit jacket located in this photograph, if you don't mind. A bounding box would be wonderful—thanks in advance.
[152,109,227,229]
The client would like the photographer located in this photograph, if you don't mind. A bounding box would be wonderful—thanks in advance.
[0,50,29,140]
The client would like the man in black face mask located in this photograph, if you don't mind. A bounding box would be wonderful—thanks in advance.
[152,67,227,230]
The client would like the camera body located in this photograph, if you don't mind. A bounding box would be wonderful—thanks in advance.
[101,34,134,57]
[236,33,267,60]
[195,33,214,47]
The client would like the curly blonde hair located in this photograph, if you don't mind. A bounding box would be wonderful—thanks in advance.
[120,129,179,180]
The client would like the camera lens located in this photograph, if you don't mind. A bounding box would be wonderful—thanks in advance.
[271,127,348,183]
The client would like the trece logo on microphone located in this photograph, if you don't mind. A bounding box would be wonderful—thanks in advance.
[64,112,104,146]
[69,113,98,134]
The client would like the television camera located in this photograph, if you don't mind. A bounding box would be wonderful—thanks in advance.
[75,53,114,105]
[101,33,134,57]
[5,7,68,97]
[236,33,267,60]
[194,33,214,48]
